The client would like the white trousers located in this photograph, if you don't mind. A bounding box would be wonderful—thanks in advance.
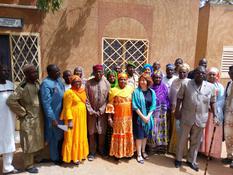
[2,152,14,173]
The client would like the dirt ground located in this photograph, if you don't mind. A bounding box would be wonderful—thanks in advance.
[1,144,233,175]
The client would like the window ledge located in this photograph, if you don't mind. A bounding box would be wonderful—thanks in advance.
[0,3,37,10]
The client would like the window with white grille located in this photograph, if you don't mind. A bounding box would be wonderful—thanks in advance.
[221,46,233,78]
[102,37,149,74]
[10,33,41,83]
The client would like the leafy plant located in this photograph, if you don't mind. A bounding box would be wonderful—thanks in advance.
[37,0,63,12]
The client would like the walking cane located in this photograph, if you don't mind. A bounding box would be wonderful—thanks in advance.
[204,125,217,175]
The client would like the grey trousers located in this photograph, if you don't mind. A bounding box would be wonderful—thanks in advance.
[176,122,204,164]
[224,111,233,159]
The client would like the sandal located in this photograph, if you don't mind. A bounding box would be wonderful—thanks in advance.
[142,152,149,160]
[73,161,80,166]
[88,154,95,161]
[137,155,144,164]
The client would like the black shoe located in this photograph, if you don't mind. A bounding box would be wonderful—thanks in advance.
[26,167,39,174]
[37,158,52,163]
[230,161,233,169]
[222,157,232,164]
[114,157,120,161]
[186,161,199,172]
[53,160,63,166]
[174,160,182,168]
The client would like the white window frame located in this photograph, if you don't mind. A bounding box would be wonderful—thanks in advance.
[102,37,149,75]
[9,32,41,83]
[221,46,233,78]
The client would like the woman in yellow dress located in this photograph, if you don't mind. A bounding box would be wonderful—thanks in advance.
[60,75,89,164]
[106,73,134,158]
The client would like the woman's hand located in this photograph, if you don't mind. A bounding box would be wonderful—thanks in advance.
[52,119,58,127]
[68,120,73,129]
[142,115,150,123]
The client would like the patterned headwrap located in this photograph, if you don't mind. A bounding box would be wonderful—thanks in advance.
[208,67,220,82]
[126,61,136,68]
[69,75,81,85]
[118,72,128,80]
[153,70,163,78]
[166,63,175,70]
[93,64,103,72]
[143,64,154,75]
[182,63,190,72]
[107,70,118,88]
[178,63,190,72]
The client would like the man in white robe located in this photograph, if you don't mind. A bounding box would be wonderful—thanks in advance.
[0,64,19,174]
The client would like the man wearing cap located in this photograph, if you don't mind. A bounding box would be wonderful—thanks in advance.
[162,63,177,95]
[7,64,44,173]
[85,64,110,161]
[162,63,177,138]
[126,62,139,89]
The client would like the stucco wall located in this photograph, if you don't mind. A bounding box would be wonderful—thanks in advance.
[0,0,200,77]
[0,7,43,33]
[195,4,210,66]
[150,0,199,70]
[204,4,233,84]
[41,0,200,76]
[38,0,99,77]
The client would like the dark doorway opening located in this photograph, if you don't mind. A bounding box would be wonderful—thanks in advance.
[0,34,12,80]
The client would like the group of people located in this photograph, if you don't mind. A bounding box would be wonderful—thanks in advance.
[0,57,233,174]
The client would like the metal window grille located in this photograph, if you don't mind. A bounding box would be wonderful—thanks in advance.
[102,37,149,74]
[10,33,41,83]
[221,46,233,78]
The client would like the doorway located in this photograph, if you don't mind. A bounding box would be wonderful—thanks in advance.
[0,34,12,80]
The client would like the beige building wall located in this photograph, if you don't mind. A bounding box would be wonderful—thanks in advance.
[0,0,200,77]
[195,3,210,67]
[41,0,200,76]
[150,0,199,70]
[202,4,233,84]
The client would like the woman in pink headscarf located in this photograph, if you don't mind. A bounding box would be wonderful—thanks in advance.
[199,67,225,158]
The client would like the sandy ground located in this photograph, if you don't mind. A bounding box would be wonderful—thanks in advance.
[1,144,233,175]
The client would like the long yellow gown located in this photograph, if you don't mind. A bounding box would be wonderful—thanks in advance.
[60,88,89,163]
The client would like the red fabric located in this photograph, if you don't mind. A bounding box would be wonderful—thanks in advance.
[93,64,103,72]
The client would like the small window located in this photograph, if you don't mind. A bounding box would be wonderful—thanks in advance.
[10,33,41,83]
[102,37,149,75]
[221,46,233,78]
